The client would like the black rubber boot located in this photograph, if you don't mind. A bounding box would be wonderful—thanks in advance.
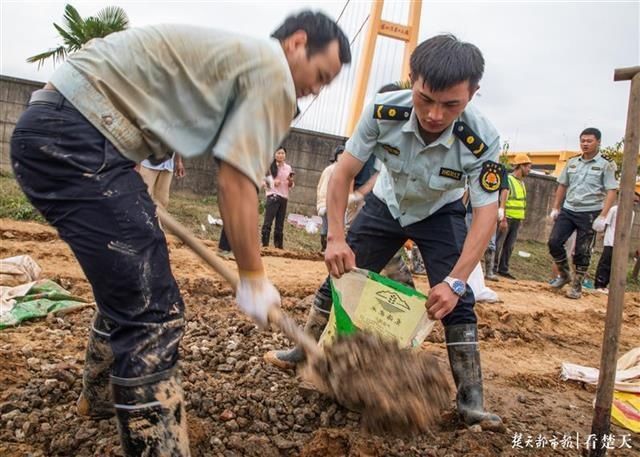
[484,250,498,281]
[550,257,572,289]
[77,312,116,419]
[264,296,329,370]
[320,235,327,252]
[566,268,585,299]
[445,324,505,432]
[112,369,190,457]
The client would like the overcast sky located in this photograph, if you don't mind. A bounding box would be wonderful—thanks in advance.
[1,0,638,151]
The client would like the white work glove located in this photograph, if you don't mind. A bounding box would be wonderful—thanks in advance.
[549,209,560,221]
[498,208,505,221]
[348,191,364,206]
[235,272,280,329]
[592,216,607,233]
[318,207,327,217]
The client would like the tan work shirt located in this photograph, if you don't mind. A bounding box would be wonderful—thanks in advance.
[50,24,297,187]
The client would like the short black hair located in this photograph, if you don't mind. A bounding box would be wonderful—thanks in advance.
[410,34,484,92]
[332,144,345,162]
[272,11,351,64]
[580,128,601,141]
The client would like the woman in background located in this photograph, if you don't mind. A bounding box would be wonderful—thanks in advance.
[261,147,294,249]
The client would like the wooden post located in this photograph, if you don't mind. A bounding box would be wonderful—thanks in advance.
[589,65,640,457]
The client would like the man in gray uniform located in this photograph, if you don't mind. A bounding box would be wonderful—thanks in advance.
[267,34,504,431]
[11,12,350,456]
[548,127,618,299]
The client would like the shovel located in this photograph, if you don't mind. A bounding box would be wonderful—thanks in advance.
[156,206,322,360]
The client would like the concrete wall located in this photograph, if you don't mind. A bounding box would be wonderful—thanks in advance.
[171,127,345,215]
[0,75,44,171]
[2,74,638,251]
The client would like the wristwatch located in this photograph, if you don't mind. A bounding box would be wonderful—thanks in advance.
[443,276,466,297]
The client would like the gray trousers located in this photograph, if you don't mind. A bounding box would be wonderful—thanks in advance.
[495,218,521,274]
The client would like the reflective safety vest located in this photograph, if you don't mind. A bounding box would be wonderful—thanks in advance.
[505,174,527,220]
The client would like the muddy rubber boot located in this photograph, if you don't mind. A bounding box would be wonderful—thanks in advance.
[383,251,415,288]
[445,324,505,432]
[77,312,116,419]
[550,258,572,289]
[566,269,585,299]
[113,370,190,457]
[484,250,498,281]
[264,297,329,370]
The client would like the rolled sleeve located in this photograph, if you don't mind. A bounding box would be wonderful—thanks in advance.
[213,88,293,188]
[603,161,618,190]
[468,137,501,208]
[557,163,570,186]
[345,103,379,163]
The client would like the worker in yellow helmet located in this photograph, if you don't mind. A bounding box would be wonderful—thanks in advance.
[495,154,532,279]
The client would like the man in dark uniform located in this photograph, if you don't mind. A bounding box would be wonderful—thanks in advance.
[266,34,504,431]
[548,128,617,299]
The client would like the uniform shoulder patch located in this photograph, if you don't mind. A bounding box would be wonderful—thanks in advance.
[479,161,503,193]
[373,104,412,121]
[381,143,400,156]
[453,121,488,157]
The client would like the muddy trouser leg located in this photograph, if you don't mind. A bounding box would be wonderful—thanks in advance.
[407,199,503,430]
[266,194,406,368]
[10,98,190,455]
[594,246,613,289]
[261,195,279,247]
[548,209,578,287]
[77,311,117,418]
[566,210,599,298]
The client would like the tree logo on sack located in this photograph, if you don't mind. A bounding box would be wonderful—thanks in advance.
[375,290,410,313]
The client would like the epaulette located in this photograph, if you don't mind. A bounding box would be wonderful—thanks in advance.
[373,104,412,121]
[601,153,613,162]
[453,121,488,158]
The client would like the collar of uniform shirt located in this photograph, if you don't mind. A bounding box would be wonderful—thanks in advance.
[402,109,457,150]
[579,151,602,163]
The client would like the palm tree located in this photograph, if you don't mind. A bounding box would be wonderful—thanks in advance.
[27,4,129,69]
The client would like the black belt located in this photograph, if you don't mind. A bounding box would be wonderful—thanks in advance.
[29,89,68,107]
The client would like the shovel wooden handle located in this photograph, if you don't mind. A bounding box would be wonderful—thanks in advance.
[156,206,322,359]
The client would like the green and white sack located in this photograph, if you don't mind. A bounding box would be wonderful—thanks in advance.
[320,268,435,348]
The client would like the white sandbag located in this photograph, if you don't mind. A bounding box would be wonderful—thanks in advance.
[0,255,42,287]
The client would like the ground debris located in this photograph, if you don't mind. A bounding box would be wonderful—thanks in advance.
[305,332,451,434]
